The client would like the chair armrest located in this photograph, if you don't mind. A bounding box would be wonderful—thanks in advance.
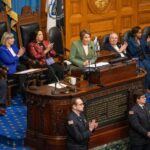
[0,65,8,79]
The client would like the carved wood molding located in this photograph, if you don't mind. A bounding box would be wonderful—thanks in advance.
[87,0,112,13]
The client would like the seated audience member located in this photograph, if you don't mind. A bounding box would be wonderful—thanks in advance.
[69,29,97,67]
[101,32,128,58]
[0,32,25,74]
[129,90,150,150]
[66,97,98,150]
[127,26,150,88]
[0,32,26,93]
[127,26,149,59]
[28,30,64,83]
[0,66,7,115]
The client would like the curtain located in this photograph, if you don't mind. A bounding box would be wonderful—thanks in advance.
[12,0,40,14]
[2,0,40,31]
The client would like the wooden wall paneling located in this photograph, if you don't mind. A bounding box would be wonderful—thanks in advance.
[40,0,150,50]
[40,0,47,38]
[64,0,140,49]
[138,0,150,28]
[138,10,150,28]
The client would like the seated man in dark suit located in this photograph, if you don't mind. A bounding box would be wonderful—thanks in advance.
[102,32,128,58]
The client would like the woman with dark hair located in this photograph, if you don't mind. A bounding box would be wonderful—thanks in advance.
[127,26,148,58]
[127,26,150,88]
[69,29,97,67]
[28,30,64,83]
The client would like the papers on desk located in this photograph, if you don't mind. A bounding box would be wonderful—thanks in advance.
[15,68,41,74]
[86,62,109,68]
[48,82,67,89]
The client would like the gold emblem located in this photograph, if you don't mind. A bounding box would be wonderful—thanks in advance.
[95,0,109,9]
[88,0,111,13]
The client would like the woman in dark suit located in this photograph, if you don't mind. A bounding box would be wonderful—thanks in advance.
[127,26,150,88]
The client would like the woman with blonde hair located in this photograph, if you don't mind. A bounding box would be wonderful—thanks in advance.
[0,32,25,74]
[0,32,26,96]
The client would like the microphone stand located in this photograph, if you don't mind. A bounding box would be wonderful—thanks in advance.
[94,60,104,88]
[88,60,91,86]
[48,65,60,95]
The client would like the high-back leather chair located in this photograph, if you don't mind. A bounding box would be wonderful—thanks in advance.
[143,26,150,39]
[123,30,132,42]
[48,27,71,73]
[16,6,40,55]
[101,34,110,46]
[48,27,64,55]
[16,6,49,85]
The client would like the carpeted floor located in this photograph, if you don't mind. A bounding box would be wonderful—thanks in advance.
[0,94,30,150]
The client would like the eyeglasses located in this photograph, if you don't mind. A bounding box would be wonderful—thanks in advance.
[76,103,84,106]
[140,95,146,99]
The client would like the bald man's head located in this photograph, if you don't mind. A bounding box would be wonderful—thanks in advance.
[109,32,118,46]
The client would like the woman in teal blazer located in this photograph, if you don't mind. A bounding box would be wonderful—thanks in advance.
[69,29,97,67]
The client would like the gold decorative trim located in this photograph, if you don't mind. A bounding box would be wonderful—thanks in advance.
[88,0,111,13]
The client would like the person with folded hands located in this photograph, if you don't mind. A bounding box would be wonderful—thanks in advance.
[69,29,97,67]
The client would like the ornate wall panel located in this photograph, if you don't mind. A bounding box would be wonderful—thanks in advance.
[64,0,140,49]
[40,0,150,49]
[137,0,150,28]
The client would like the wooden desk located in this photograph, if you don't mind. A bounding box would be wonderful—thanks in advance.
[96,50,117,62]
[25,70,146,150]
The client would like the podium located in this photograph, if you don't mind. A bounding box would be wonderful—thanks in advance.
[71,60,137,86]
[90,60,137,86]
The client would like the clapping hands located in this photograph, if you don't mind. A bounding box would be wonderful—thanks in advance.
[89,119,98,132]
[18,47,25,57]
[119,42,128,53]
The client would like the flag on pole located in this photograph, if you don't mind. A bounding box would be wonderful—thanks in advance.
[56,0,64,30]
[2,0,18,31]
[46,0,57,32]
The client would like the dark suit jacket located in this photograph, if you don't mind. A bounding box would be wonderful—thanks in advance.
[0,44,19,74]
[127,37,149,59]
[66,111,91,150]
[101,42,128,58]
[129,104,150,145]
